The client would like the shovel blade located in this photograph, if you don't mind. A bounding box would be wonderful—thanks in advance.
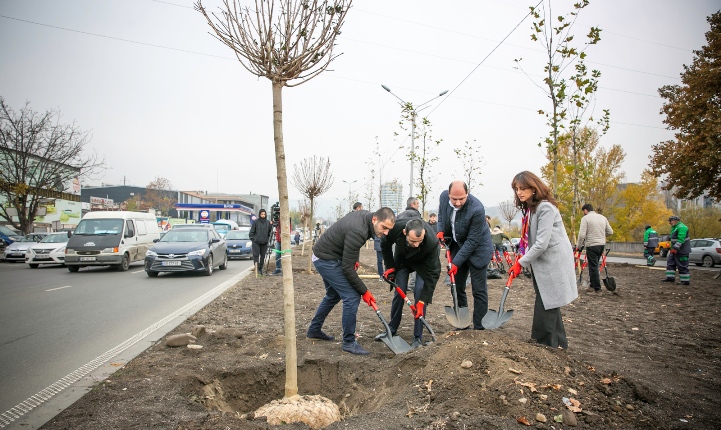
[444,305,472,328]
[603,276,617,292]
[482,309,514,329]
[380,335,414,355]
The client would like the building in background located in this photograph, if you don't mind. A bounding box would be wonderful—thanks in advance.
[379,180,404,214]
[175,191,265,226]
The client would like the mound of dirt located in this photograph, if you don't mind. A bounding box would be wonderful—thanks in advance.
[41,246,721,429]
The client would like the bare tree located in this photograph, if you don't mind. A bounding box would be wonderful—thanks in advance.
[414,117,441,216]
[497,200,519,231]
[0,97,104,233]
[453,139,483,192]
[291,155,334,272]
[195,0,350,413]
[144,176,176,216]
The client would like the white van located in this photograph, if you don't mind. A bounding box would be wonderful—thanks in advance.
[65,211,161,272]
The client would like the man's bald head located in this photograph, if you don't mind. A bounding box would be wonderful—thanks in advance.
[448,181,469,208]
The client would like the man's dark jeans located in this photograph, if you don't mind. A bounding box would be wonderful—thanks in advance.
[308,258,361,345]
[252,242,268,272]
[274,240,282,271]
[388,267,425,338]
[586,245,605,291]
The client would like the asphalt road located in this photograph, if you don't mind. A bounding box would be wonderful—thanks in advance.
[0,257,253,429]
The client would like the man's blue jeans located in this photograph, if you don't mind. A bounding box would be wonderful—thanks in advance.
[376,251,384,277]
[308,258,361,345]
[389,267,425,338]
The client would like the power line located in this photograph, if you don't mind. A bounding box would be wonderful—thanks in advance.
[0,14,234,60]
[426,0,543,117]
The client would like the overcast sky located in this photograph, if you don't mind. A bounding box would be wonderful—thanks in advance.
[1,0,718,218]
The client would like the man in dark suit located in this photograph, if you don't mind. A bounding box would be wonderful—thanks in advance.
[436,181,494,329]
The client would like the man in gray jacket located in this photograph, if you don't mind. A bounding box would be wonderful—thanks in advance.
[576,203,613,293]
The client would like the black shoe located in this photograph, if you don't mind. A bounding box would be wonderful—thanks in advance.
[374,331,396,341]
[342,342,370,355]
[411,337,423,349]
[662,278,675,282]
[271,270,282,276]
[307,330,335,341]
[677,281,690,286]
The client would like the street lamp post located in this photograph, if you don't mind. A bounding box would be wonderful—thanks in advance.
[342,179,357,209]
[381,85,448,198]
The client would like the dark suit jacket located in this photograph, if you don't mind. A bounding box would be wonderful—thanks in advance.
[437,190,493,269]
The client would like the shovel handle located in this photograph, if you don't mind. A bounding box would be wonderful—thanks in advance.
[506,271,517,287]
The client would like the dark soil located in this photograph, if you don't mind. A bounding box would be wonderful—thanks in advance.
[41,245,721,429]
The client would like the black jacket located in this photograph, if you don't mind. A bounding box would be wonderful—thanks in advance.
[437,190,493,268]
[313,210,376,295]
[381,218,440,304]
[249,217,271,245]
[397,206,422,220]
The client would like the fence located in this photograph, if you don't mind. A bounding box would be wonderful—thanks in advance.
[607,242,645,253]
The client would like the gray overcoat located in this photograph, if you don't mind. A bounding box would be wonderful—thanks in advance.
[518,201,578,310]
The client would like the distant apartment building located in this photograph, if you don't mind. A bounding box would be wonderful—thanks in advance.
[379,180,404,214]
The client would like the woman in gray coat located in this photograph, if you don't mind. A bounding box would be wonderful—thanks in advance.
[508,171,578,349]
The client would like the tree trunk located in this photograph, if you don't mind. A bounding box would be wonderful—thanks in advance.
[307,197,315,273]
[272,81,298,398]
[301,219,308,256]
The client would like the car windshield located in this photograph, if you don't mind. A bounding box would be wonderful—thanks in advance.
[41,234,68,243]
[15,236,37,242]
[75,219,124,235]
[0,225,18,236]
[225,230,250,240]
[161,230,208,242]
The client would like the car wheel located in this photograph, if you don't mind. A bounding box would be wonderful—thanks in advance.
[29,263,39,269]
[146,270,159,277]
[68,266,79,272]
[702,255,715,268]
[219,254,228,270]
[205,255,214,276]
[117,254,130,271]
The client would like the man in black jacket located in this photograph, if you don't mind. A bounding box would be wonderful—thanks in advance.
[397,197,422,220]
[306,207,396,355]
[378,218,440,348]
[249,209,271,275]
[437,181,494,329]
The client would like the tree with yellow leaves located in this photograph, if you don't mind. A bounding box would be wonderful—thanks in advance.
[609,170,673,241]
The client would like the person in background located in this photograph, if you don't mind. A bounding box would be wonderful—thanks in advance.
[306,208,396,355]
[353,202,363,211]
[397,197,422,220]
[379,218,441,348]
[373,235,384,281]
[643,224,659,266]
[294,230,301,246]
[508,171,577,349]
[437,181,494,330]
[663,215,691,285]
[576,203,613,294]
[428,213,438,234]
[491,225,510,257]
[249,209,271,275]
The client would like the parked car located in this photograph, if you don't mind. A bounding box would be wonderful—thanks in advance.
[3,233,49,262]
[144,227,227,277]
[510,238,520,251]
[212,220,239,238]
[689,238,721,268]
[25,232,71,268]
[0,225,23,246]
[655,234,671,257]
[225,227,252,260]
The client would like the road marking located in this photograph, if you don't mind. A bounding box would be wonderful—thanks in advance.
[0,270,249,428]
[45,286,72,292]
[132,270,144,274]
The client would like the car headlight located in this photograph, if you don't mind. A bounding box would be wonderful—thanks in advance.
[146,250,157,257]
[55,246,66,253]
[188,249,206,256]
[27,248,35,255]
[103,247,119,253]
[245,241,252,248]
[65,248,74,254]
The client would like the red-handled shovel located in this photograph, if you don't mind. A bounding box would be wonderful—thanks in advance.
[382,277,437,343]
[481,271,516,329]
[368,300,413,355]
